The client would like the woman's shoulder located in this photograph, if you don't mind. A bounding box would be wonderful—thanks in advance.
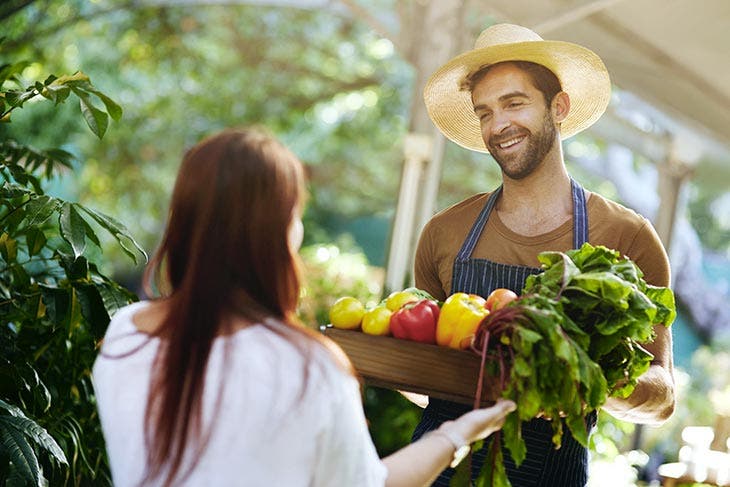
[228,322,355,389]
[95,300,156,357]
[105,300,151,334]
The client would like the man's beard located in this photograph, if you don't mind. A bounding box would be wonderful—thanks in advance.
[488,109,557,180]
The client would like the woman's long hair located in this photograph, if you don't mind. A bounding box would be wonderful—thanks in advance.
[140,128,348,485]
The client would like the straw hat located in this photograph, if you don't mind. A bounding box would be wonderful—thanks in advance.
[423,23,611,153]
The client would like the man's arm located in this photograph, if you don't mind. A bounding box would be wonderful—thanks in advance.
[602,322,675,425]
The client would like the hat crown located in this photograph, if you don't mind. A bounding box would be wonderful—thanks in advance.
[474,23,544,49]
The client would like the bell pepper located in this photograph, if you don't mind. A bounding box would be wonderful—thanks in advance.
[390,299,440,344]
[436,292,490,349]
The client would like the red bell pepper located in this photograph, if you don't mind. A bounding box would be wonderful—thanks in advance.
[390,299,440,344]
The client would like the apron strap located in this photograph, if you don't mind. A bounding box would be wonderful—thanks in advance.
[571,178,589,248]
[455,187,502,261]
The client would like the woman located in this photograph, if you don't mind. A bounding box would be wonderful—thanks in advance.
[92,127,514,487]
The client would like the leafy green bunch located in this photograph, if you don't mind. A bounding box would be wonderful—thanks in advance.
[461,243,676,487]
[527,244,676,396]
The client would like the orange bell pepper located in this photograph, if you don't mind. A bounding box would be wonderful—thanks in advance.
[436,292,490,349]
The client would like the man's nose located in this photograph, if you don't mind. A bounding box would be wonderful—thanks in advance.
[490,110,511,135]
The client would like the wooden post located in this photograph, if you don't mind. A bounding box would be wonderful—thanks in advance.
[383,0,464,293]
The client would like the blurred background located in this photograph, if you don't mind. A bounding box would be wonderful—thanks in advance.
[2,1,729,485]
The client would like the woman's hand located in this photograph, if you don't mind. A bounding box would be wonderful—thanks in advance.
[442,398,516,444]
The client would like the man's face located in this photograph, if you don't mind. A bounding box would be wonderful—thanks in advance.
[471,63,558,180]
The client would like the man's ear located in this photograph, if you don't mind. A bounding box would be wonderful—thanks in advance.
[552,91,570,123]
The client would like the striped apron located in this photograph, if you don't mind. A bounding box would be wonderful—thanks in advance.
[412,179,596,486]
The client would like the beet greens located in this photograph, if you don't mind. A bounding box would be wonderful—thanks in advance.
[466,243,676,486]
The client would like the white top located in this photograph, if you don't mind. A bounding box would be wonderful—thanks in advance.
[93,301,387,486]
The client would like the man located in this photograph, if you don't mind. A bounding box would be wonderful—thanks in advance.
[410,23,675,486]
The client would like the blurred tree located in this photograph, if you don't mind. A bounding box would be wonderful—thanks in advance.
[1,1,419,278]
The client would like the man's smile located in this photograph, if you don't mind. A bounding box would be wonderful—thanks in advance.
[497,135,526,150]
[490,132,528,154]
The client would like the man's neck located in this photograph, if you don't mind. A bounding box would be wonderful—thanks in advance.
[495,151,575,236]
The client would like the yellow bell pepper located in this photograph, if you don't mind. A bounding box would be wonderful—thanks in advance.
[436,292,490,349]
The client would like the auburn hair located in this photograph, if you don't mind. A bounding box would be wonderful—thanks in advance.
[141,127,351,486]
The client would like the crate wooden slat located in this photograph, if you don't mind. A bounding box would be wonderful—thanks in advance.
[322,327,491,406]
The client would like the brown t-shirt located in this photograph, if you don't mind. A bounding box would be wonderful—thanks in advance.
[414,190,671,301]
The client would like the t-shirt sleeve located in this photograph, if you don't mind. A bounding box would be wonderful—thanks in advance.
[311,372,387,487]
[414,219,448,301]
[625,219,671,287]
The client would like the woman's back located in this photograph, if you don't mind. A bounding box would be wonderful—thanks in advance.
[92,301,386,486]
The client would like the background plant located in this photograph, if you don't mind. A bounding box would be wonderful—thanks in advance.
[0,57,144,485]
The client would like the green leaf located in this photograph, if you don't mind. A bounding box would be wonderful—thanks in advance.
[79,212,101,247]
[512,356,531,377]
[25,195,60,226]
[645,285,676,327]
[86,87,123,121]
[565,413,589,447]
[475,436,510,487]
[40,83,71,105]
[65,287,84,335]
[574,346,607,408]
[58,252,89,281]
[59,203,87,259]
[501,412,525,467]
[75,284,110,337]
[39,285,69,325]
[50,72,90,85]
[4,87,38,108]
[512,328,541,355]
[70,86,108,138]
[0,417,42,486]
[0,412,67,466]
[0,232,18,261]
[515,388,540,420]
[76,205,147,264]
[95,281,136,316]
[25,228,46,256]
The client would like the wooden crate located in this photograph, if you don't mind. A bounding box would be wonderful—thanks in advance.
[322,327,491,406]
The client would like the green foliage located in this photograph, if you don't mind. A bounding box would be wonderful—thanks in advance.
[1,55,144,485]
[298,242,383,328]
[1,2,416,276]
[362,387,421,457]
[0,399,67,486]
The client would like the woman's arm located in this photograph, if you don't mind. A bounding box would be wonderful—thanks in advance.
[382,399,515,487]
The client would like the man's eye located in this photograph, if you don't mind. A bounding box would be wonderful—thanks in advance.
[508,102,523,108]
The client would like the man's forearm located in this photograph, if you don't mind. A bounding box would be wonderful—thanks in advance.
[602,364,675,425]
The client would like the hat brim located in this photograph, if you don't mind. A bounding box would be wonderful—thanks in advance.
[423,40,611,153]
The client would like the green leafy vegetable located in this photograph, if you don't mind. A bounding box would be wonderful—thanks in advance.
[470,243,675,486]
